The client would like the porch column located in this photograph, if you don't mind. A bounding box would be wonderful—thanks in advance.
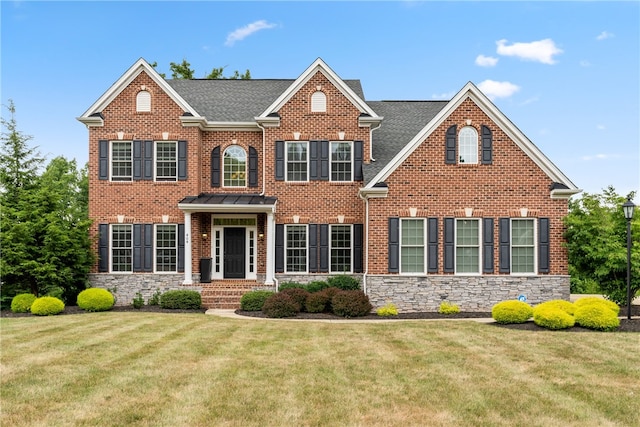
[183,211,193,285]
[265,211,275,285]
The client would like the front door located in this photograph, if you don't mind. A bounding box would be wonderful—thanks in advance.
[224,228,245,278]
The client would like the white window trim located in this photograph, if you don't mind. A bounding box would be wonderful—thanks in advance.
[329,141,354,182]
[154,224,178,273]
[285,224,308,273]
[454,218,482,275]
[109,141,133,182]
[285,141,309,182]
[329,224,353,273]
[510,218,537,275]
[222,146,247,188]
[399,218,427,275]
[458,126,478,164]
[154,141,178,182]
[109,224,133,273]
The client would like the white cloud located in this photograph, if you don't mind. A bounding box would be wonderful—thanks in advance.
[225,20,277,46]
[496,38,563,64]
[477,80,520,100]
[596,31,614,41]
[431,91,456,100]
[475,54,499,67]
[581,153,620,161]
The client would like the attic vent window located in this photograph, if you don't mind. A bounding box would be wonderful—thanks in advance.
[311,91,326,112]
[136,90,151,112]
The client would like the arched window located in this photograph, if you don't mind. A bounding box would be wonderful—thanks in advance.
[458,126,478,164]
[311,91,326,112]
[223,146,246,187]
[136,90,151,112]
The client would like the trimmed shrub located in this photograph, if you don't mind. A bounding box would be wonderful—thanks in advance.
[31,296,65,316]
[533,305,575,330]
[574,304,620,331]
[148,289,162,306]
[132,292,144,309]
[77,288,115,312]
[327,275,360,291]
[331,290,372,317]
[535,299,575,316]
[160,290,201,309]
[279,288,310,311]
[318,287,340,312]
[278,282,306,291]
[438,301,460,315]
[574,297,620,315]
[376,303,398,317]
[11,293,37,313]
[240,290,275,311]
[305,292,330,313]
[306,280,330,293]
[262,293,300,318]
[492,300,533,324]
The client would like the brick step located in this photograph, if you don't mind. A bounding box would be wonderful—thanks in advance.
[200,282,259,309]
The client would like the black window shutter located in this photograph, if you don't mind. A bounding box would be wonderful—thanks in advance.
[275,224,284,272]
[99,140,108,180]
[143,141,153,180]
[133,224,143,272]
[248,146,258,187]
[98,224,109,272]
[309,141,319,180]
[445,125,457,164]
[538,218,550,273]
[308,224,318,273]
[319,141,329,180]
[481,125,493,165]
[354,141,364,181]
[427,217,439,273]
[275,141,285,180]
[388,217,399,273]
[211,146,220,187]
[483,218,494,273]
[178,140,187,180]
[133,140,143,180]
[443,218,455,273]
[499,218,510,273]
[143,224,153,272]
[353,224,363,273]
[177,224,185,273]
[319,224,329,272]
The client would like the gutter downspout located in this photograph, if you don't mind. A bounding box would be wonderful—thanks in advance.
[361,121,382,293]
[257,122,267,196]
[257,122,278,291]
[369,121,382,162]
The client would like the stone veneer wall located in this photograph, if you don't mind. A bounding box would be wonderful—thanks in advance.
[365,275,570,313]
[89,274,202,306]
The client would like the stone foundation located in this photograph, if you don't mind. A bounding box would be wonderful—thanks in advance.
[89,274,202,306]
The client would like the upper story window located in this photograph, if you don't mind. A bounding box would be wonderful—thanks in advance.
[155,141,177,181]
[110,141,132,181]
[459,126,478,164]
[400,219,426,273]
[455,219,480,274]
[311,91,326,112]
[136,91,151,112]
[223,146,247,187]
[511,219,535,273]
[331,142,352,181]
[286,142,308,181]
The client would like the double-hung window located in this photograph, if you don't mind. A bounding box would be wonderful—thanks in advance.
[223,146,247,187]
[285,225,307,272]
[111,224,132,272]
[511,219,535,273]
[111,141,132,181]
[286,142,308,181]
[455,219,480,273]
[155,141,177,181]
[458,126,478,164]
[330,142,352,181]
[400,219,425,273]
[155,224,177,272]
[330,225,352,272]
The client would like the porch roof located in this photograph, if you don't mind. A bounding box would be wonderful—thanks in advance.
[178,193,277,213]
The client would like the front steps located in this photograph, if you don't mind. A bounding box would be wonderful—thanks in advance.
[200,280,262,309]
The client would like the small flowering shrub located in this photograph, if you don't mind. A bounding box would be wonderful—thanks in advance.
[279,288,310,311]
[11,293,37,313]
[31,296,65,316]
[327,275,360,291]
[438,301,460,315]
[160,290,201,309]
[574,297,620,315]
[574,304,620,331]
[305,292,330,313]
[376,303,398,317]
[262,293,300,318]
[77,288,115,312]
[492,300,534,324]
[331,290,372,318]
[533,305,575,330]
[240,290,275,311]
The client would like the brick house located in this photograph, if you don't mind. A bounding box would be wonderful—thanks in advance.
[78,58,580,311]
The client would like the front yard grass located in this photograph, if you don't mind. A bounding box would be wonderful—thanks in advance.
[1,313,639,427]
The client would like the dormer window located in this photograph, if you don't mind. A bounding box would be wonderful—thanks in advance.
[136,90,151,112]
[311,91,326,112]
[458,126,478,164]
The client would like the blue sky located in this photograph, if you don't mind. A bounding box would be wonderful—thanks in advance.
[2,1,639,200]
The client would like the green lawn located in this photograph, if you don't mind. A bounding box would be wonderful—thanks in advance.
[1,313,639,427]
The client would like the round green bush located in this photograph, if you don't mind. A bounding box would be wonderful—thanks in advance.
[492,300,533,324]
[574,297,620,315]
[331,290,372,317]
[306,280,330,293]
[305,291,330,313]
[535,299,575,316]
[318,287,340,312]
[438,301,460,315]
[574,304,620,331]
[533,305,575,330]
[11,293,37,313]
[31,296,65,316]
[160,290,202,309]
[77,288,115,312]
[240,290,274,311]
[279,288,310,311]
[262,293,300,318]
[376,303,399,317]
[327,275,360,291]
[278,282,306,291]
